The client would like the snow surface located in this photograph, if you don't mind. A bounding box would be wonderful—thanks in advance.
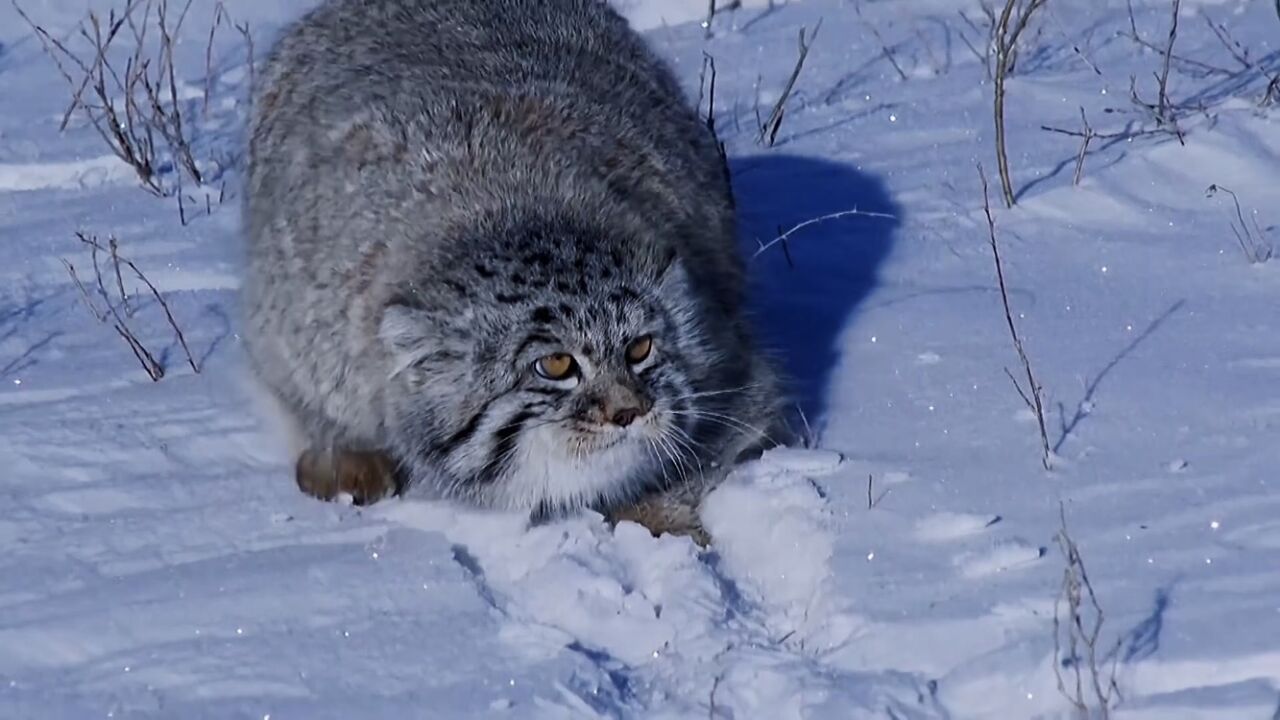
[2,0,1279,717]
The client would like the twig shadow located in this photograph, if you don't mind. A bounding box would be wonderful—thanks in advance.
[1054,300,1186,453]
[1119,586,1172,663]
[1,332,63,378]
[198,302,232,367]
[737,3,784,34]
[0,289,62,379]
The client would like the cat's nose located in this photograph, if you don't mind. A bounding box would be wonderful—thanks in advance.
[601,385,651,427]
[606,394,651,427]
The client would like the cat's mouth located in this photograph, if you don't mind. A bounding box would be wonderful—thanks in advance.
[565,417,658,454]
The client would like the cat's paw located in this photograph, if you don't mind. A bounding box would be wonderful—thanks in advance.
[607,494,710,547]
[296,449,401,506]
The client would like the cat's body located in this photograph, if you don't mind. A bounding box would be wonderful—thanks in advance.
[244,0,782,529]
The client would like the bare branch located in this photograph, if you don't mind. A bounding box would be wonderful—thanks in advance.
[113,323,166,382]
[235,20,255,92]
[1206,185,1272,264]
[13,0,166,194]
[1201,13,1250,70]
[1128,75,1184,145]
[753,208,896,260]
[1155,0,1181,124]
[1263,73,1280,108]
[978,164,1051,469]
[15,0,215,195]
[204,2,227,117]
[992,0,1048,207]
[1003,366,1034,409]
[151,0,204,184]
[1071,107,1094,185]
[123,255,200,374]
[108,235,134,317]
[701,0,742,39]
[64,237,165,382]
[1053,503,1123,717]
[758,21,821,147]
[866,474,889,509]
[1123,0,1231,78]
[61,259,108,323]
[75,232,201,375]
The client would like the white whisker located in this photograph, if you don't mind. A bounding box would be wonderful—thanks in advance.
[668,409,773,441]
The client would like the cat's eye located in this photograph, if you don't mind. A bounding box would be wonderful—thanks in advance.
[535,353,577,381]
[626,335,653,364]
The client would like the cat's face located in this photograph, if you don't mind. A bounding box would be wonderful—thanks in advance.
[379,226,715,512]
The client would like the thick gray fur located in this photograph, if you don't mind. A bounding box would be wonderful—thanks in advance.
[243,0,784,515]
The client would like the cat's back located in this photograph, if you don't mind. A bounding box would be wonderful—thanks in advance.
[252,0,695,158]
[248,0,737,310]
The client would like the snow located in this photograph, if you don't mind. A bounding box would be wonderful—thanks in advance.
[2,0,1279,718]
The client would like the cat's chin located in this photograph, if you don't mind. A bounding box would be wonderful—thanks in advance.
[494,424,657,512]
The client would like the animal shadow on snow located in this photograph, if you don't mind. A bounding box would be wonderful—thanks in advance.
[731,154,900,428]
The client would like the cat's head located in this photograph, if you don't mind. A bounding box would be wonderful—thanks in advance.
[379,213,721,512]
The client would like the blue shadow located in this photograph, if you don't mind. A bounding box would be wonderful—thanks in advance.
[731,154,900,428]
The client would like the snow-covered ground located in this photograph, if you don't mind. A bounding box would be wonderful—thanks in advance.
[2,0,1279,717]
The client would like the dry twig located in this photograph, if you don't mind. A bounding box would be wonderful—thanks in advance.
[1263,74,1280,108]
[234,18,255,92]
[108,236,133,318]
[1205,185,1272,264]
[702,0,742,39]
[1040,116,1170,180]
[13,0,165,193]
[1196,11,1278,108]
[992,0,1048,207]
[1201,12,1251,71]
[1122,0,1231,78]
[753,208,896,260]
[137,0,203,185]
[698,53,733,210]
[1154,0,1181,127]
[69,232,201,378]
[14,0,218,195]
[978,164,1051,470]
[866,474,889,509]
[1124,0,1223,145]
[1053,503,1122,718]
[1043,107,1100,186]
[63,252,164,381]
[759,21,821,147]
[1070,108,1095,186]
[203,1,228,116]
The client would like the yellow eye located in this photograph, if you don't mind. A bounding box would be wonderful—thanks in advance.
[626,335,653,364]
[535,353,577,380]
